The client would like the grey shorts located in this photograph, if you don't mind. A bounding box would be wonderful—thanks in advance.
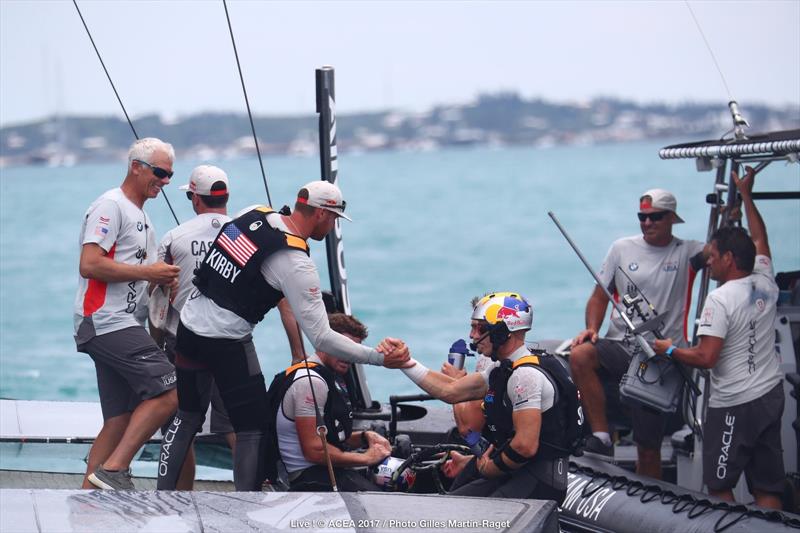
[595,338,668,450]
[703,382,785,493]
[165,333,233,435]
[77,322,176,420]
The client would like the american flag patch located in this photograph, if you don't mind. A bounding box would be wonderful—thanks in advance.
[94,226,109,237]
[218,225,257,267]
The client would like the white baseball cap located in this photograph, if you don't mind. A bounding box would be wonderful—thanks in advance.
[179,165,229,197]
[639,188,684,223]
[297,180,352,221]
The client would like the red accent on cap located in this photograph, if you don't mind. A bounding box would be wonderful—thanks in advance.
[297,196,309,205]
[640,198,652,210]
[209,188,228,197]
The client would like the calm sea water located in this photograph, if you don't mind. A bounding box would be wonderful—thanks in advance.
[1,142,798,402]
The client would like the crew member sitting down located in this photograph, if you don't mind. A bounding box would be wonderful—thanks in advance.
[394,292,579,503]
[269,313,392,491]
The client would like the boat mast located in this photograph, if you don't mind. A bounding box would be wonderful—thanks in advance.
[316,67,373,410]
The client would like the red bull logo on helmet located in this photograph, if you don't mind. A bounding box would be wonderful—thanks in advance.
[480,293,531,330]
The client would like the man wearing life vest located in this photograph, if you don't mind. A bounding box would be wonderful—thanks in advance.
[395,292,575,502]
[266,313,392,491]
[173,181,409,491]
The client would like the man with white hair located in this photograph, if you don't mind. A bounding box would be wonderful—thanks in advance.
[569,188,706,479]
[174,180,410,491]
[74,137,180,490]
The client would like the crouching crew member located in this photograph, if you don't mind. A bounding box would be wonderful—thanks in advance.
[266,313,391,491]
[394,292,582,503]
[654,167,785,509]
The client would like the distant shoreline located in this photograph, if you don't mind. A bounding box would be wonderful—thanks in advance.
[1,93,798,169]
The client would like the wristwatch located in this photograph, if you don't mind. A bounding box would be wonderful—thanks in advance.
[665,345,676,358]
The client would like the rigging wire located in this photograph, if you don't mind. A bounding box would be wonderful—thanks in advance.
[221,0,331,489]
[684,1,735,103]
[295,322,339,491]
[72,0,180,225]
[222,0,273,206]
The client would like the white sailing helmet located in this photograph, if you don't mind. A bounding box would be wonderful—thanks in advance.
[471,292,533,332]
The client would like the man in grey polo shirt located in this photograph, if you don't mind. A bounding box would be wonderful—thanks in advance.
[655,167,784,509]
[74,137,180,490]
[570,188,706,479]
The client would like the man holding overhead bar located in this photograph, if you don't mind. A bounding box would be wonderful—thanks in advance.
[654,167,785,509]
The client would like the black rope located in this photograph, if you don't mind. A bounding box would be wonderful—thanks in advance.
[293,320,337,491]
[222,0,272,206]
[72,0,179,226]
[568,462,800,530]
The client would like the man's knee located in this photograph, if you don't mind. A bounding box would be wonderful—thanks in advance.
[570,343,599,375]
[220,375,268,431]
[148,388,178,414]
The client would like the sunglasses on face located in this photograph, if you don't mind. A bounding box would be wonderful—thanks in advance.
[134,159,173,179]
[637,211,668,222]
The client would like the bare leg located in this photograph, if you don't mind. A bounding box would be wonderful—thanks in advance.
[570,343,608,433]
[103,389,178,471]
[636,446,662,479]
[709,488,735,502]
[753,490,783,510]
[176,444,196,491]
[224,432,236,452]
[82,414,130,488]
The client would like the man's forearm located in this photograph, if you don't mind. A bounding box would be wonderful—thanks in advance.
[81,256,151,283]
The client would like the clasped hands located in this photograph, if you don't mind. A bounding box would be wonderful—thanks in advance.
[376,337,413,368]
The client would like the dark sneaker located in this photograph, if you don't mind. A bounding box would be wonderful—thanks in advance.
[582,436,614,459]
[88,466,134,490]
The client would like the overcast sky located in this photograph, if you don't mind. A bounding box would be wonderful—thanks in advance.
[1,0,798,127]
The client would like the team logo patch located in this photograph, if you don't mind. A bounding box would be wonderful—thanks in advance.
[663,261,678,272]
[137,221,144,231]
[755,298,766,312]
[212,218,221,229]
[249,220,263,231]
[161,371,177,387]
[701,307,714,326]
[628,262,639,272]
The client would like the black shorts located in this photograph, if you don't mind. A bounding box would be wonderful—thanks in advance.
[703,382,785,493]
[77,323,176,420]
[175,321,266,433]
[165,333,233,435]
[595,338,668,450]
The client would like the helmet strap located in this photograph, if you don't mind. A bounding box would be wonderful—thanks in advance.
[487,322,511,361]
